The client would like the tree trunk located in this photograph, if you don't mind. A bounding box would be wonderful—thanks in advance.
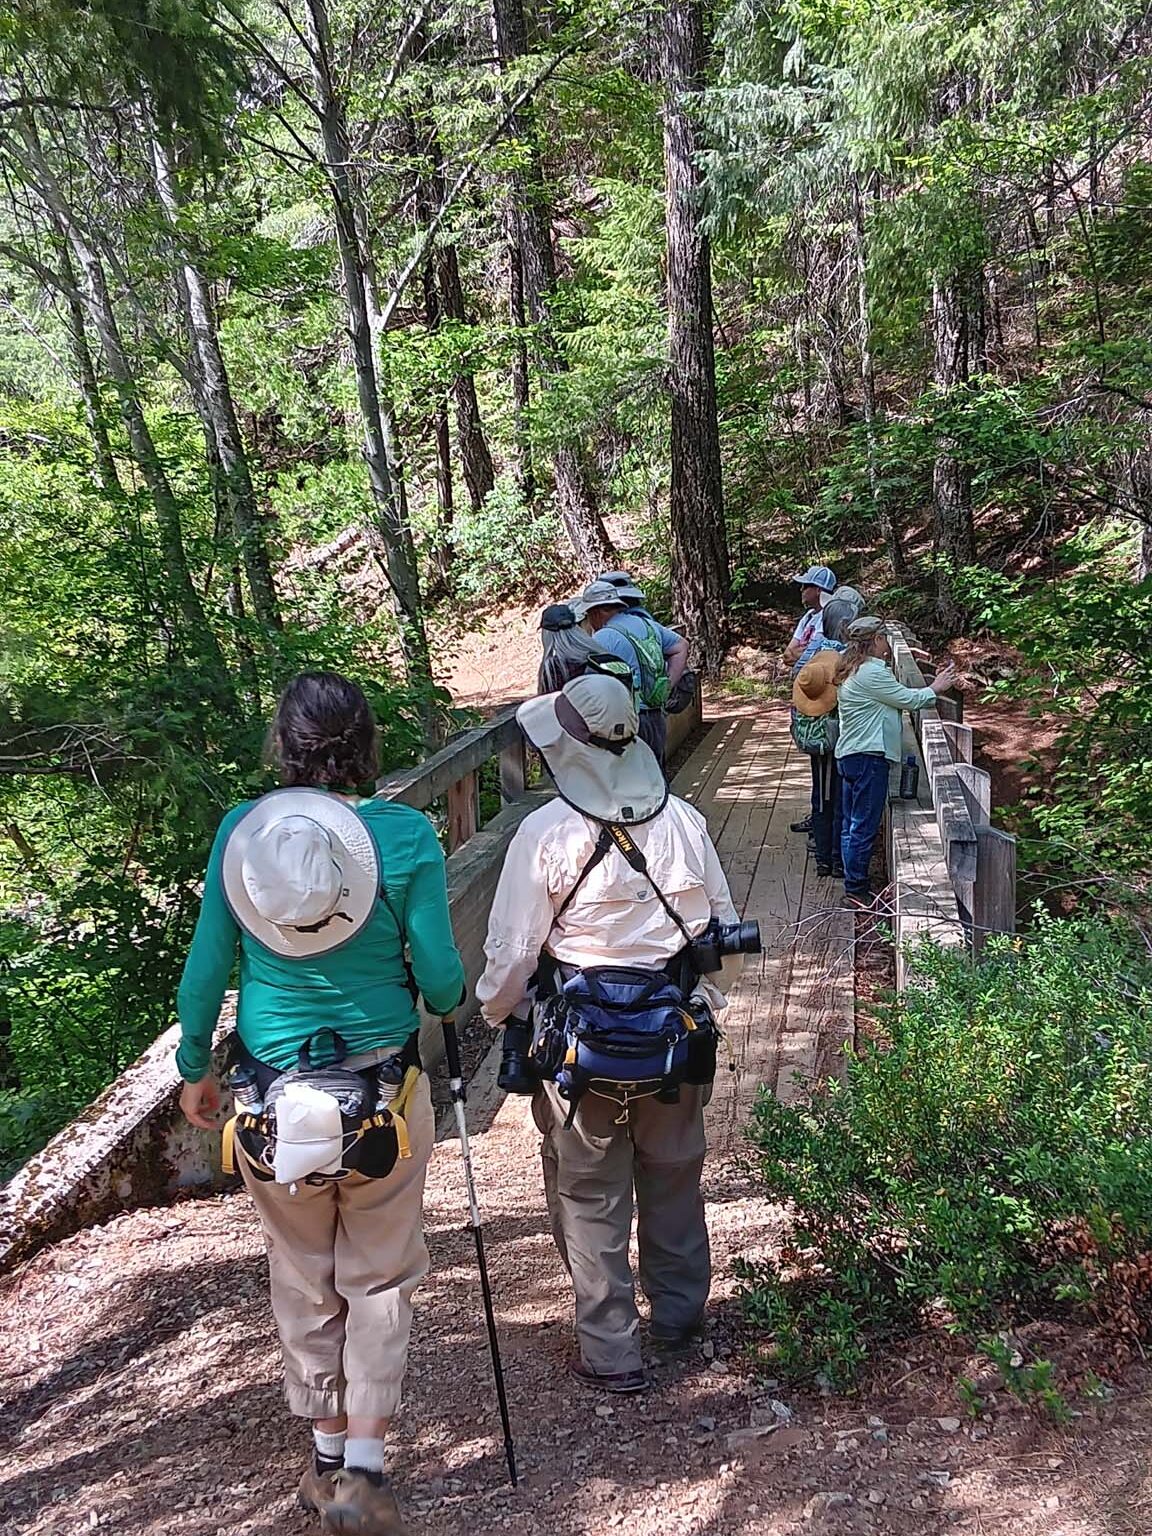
[148,130,282,633]
[931,271,977,625]
[20,126,228,680]
[1125,413,1152,580]
[436,243,496,513]
[302,0,432,693]
[491,0,615,576]
[410,80,497,517]
[852,176,906,582]
[507,233,535,504]
[660,0,729,673]
[422,255,455,593]
[60,254,123,495]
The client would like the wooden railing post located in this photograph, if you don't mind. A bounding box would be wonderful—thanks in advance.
[972,826,1017,958]
[445,769,480,852]
[943,721,973,764]
[954,763,991,823]
[498,733,527,803]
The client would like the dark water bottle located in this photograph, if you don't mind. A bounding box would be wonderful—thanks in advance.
[899,753,920,799]
[229,1063,263,1115]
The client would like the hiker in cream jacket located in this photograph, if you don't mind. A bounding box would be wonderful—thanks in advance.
[477,674,742,1395]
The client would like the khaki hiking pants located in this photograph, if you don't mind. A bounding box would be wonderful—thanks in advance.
[240,1072,435,1420]
[533,1081,710,1375]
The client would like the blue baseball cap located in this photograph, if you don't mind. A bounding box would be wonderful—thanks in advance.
[792,565,837,593]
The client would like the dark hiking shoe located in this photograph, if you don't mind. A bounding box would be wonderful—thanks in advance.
[649,1319,705,1352]
[568,1358,648,1394]
[815,861,845,879]
[317,1469,408,1536]
[790,816,812,833]
[298,1464,338,1514]
[842,890,874,911]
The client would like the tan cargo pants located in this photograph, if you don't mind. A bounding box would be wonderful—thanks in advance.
[533,1082,710,1374]
[240,1072,435,1419]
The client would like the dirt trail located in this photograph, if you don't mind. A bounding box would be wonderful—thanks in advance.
[3,1076,1149,1536]
[434,606,542,712]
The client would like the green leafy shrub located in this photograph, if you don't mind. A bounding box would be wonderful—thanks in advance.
[964,558,1152,882]
[738,915,1152,1388]
[447,474,570,605]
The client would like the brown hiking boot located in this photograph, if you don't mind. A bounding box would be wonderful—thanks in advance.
[298,1464,338,1513]
[316,1468,408,1536]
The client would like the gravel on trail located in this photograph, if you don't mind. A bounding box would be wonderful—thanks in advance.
[4,1078,1151,1536]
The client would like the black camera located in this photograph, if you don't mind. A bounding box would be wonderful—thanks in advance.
[497,1018,538,1096]
[690,918,762,975]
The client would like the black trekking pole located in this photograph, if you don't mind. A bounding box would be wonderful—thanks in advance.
[440,1015,518,1486]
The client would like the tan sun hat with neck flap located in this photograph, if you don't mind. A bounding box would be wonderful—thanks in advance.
[516,674,667,824]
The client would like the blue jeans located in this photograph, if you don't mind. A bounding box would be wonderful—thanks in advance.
[838,752,890,895]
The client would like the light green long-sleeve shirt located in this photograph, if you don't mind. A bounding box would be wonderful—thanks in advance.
[175,799,465,1082]
[834,659,938,764]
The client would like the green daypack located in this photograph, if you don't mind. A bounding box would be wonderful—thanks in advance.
[790,708,839,755]
[617,616,671,709]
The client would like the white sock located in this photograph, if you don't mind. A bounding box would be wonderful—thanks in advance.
[313,1428,345,1468]
[344,1436,386,1474]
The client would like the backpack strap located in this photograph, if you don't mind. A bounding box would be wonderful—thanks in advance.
[550,821,695,951]
[600,823,696,950]
[379,885,419,1003]
[617,616,665,706]
[555,825,615,920]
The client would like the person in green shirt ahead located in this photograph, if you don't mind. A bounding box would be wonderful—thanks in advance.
[834,618,958,908]
[176,671,464,1536]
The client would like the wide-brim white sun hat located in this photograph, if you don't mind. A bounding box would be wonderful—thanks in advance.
[517,674,667,825]
[221,787,380,959]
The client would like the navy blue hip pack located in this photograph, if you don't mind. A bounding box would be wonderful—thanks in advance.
[530,822,719,1125]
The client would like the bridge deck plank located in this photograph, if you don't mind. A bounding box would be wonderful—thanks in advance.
[672,703,855,1154]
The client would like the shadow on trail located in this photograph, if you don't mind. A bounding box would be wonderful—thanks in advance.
[0,1255,268,1452]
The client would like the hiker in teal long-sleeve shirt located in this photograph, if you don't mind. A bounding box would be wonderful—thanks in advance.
[834,617,958,906]
[175,671,464,1536]
[176,796,464,1081]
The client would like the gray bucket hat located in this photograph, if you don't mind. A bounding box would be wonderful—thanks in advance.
[516,674,667,824]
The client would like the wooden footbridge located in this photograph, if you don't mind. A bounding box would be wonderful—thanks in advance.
[1,643,1016,1269]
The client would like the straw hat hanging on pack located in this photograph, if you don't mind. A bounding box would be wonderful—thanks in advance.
[220,788,381,958]
[792,651,840,717]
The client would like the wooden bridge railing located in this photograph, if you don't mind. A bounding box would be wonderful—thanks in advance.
[887,626,1017,984]
[376,703,527,850]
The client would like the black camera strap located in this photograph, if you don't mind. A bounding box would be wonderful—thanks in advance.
[601,822,696,947]
[554,820,695,949]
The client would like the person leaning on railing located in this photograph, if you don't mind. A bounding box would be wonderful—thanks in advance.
[174,671,465,1536]
[833,618,959,909]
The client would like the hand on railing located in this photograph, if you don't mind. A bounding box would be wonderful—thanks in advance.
[930,662,959,695]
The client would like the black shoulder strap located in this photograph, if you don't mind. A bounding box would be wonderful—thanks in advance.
[379,884,418,1003]
[551,820,695,949]
[601,822,695,948]
[556,825,614,920]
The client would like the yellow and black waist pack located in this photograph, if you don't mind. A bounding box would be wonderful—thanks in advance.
[222,1028,421,1185]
